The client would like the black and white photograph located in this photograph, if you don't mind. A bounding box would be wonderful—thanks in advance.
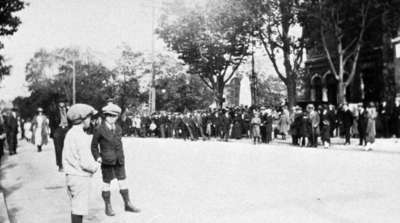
[1,0,400,222]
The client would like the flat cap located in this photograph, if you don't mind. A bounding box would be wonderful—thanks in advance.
[102,103,121,116]
[67,103,97,124]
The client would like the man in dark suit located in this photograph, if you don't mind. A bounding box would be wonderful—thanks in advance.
[357,103,368,146]
[6,108,19,155]
[393,99,400,138]
[91,103,139,216]
[379,101,391,138]
[341,104,354,145]
[0,113,6,161]
[49,99,70,172]
[219,111,231,141]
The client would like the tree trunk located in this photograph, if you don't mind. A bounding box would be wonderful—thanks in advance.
[286,77,296,113]
[214,77,225,109]
[337,82,346,105]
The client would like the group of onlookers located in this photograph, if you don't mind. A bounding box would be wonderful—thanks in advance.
[117,106,290,144]
[115,100,400,151]
[289,103,378,150]
[1,99,400,163]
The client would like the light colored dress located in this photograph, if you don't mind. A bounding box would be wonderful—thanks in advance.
[24,121,32,140]
[32,115,49,146]
[366,108,377,143]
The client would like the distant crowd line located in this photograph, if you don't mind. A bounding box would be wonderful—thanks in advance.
[1,100,399,162]
[112,101,398,151]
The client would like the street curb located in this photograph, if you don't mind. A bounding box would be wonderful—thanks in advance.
[0,191,10,223]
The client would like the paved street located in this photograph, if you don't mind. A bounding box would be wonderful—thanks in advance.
[1,137,400,223]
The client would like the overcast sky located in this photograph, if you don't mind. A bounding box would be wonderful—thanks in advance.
[0,0,167,100]
[0,0,281,101]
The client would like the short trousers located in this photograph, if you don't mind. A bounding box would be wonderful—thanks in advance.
[101,164,126,183]
[66,175,91,215]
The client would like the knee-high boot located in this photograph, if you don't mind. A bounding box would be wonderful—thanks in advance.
[102,191,115,216]
[71,214,82,223]
[120,189,140,213]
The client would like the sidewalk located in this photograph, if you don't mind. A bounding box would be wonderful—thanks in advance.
[1,137,400,223]
[0,140,69,223]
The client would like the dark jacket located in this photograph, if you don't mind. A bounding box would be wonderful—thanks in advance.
[5,115,18,135]
[342,110,354,128]
[49,106,70,138]
[219,115,231,132]
[358,110,368,133]
[91,122,125,165]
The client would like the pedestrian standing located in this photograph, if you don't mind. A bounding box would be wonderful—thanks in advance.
[379,101,391,138]
[23,118,32,142]
[0,114,6,162]
[341,104,353,145]
[220,111,231,142]
[62,103,100,223]
[365,103,377,151]
[91,103,140,216]
[277,107,290,140]
[357,103,368,146]
[231,112,242,139]
[6,108,19,155]
[289,106,302,146]
[320,107,330,149]
[393,99,400,138]
[49,99,70,172]
[251,111,261,144]
[307,104,320,147]
[31,107,50,152]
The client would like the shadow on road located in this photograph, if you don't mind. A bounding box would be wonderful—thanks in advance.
[0,156,22,223]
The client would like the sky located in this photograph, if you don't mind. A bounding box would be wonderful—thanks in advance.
[0,0,165,100]
[0,0,282,102]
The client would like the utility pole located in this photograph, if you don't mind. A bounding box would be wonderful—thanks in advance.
[72,58,76,105]
[148,0,157,114]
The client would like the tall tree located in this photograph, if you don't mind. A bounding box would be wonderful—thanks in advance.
[157,0,252,107]
[242,0,305,111]
[0,0,25,80]
[24,48,116,111]
[302,0,377,104]
[156,73,213,112]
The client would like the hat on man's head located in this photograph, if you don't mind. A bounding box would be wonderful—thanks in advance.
[57,96,68,103]
[102,103,121,116]
[37,107,43,112]
[67,103,97,124]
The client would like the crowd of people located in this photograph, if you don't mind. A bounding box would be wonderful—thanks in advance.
[115,100,400,151]
[1,99,400,164]
[0,99,399,222]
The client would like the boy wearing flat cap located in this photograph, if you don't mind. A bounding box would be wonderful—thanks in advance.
[91,103,139,216]
[62,104,100,223]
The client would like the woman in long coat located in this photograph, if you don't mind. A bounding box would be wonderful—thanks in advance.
[231,112,242,139]
[278,108,291,140]
[365,103,377,151]
[31,107,50,152]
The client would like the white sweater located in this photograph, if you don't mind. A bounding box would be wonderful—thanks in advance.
[62,124,99,177]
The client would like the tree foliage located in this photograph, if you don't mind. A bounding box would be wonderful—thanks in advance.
[155,73,213,112]
[0,0,25,80]
[157,0,252,107]
[240,0,305,111]
[300,0,398,104]
[21,48,119,114]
